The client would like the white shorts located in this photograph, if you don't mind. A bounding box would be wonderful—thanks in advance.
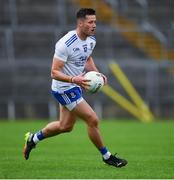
[65,97,84,111]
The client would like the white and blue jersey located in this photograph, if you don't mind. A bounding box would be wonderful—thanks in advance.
[51,30,96,110]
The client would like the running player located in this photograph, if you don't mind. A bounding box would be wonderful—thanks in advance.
[23,8,127,168]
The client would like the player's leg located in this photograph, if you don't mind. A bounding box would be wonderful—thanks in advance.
[73,99,128,168]
[73,99,104,149]
[42,105,77,137]
[23,105,77,160]
[23,86,83,160]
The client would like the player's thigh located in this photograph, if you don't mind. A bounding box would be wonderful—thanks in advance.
[59,104,77,128]
[73,100,99,125]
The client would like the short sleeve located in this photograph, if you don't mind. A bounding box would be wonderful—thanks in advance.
[54,40,68,62]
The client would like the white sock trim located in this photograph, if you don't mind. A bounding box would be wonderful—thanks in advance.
[103,151,111,160]
[33,134,40,144]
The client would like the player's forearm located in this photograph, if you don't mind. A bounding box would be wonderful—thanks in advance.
[51,70,73,83]
[85,57,99,72]
[85,64,98,72]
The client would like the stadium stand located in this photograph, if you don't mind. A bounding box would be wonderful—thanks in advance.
[0,0,174,119]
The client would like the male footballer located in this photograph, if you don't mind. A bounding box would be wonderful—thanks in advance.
[23,8,127,168]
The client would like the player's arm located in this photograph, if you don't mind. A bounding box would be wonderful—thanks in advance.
[85,56,108,85]
[51,57,73,83]
[85,56,99,72]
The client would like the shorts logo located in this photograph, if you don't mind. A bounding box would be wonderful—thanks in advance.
[70,92,76,98]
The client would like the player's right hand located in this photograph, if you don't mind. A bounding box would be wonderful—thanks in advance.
[72,74,91,90]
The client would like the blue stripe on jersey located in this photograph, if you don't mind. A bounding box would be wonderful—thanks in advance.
[67,37,77,47]
[65,34,76,45]
[90,35,96,41]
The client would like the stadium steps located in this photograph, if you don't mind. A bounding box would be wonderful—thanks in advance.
[73,0,174,60]
[15,0,58,26]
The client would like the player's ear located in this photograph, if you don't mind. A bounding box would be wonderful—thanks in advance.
[77,18,84,27]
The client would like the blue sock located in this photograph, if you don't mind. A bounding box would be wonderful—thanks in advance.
[33,130,45,144]
[99,147,108,155]
[36,130,45,140]
[99,147,111,160]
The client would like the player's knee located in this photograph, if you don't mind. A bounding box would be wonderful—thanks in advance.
[60,124,74,133]
[87,113,99,127]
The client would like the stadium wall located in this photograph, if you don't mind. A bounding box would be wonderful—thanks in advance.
[0,0,174,120]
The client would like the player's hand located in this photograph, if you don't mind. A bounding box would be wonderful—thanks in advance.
[100,73,108,85]
[72,74,91,90]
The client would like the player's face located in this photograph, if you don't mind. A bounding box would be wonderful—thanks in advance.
[80,15,96,36]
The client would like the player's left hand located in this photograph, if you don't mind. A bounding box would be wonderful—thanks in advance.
[100,73,107,85]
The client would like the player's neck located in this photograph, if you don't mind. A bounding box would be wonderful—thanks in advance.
[76,28,87,41]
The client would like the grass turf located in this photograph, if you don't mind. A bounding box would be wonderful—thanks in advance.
[0,120,174,179]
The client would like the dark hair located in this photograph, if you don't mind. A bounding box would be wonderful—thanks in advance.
[76,8,96,19]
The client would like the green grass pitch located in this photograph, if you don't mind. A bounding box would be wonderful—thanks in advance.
[0,120,174,179]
